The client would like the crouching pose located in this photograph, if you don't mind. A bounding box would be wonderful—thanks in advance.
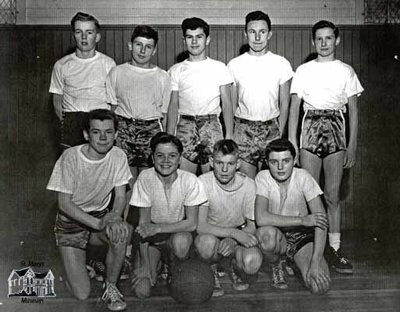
[46,109,132,311]
[129,132,207,298]
[255,139,330,294]
[196,139,262,297]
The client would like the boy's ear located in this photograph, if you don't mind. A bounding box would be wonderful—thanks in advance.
[236,158,241,170]
[335,35,341,46]
[152,45,157,56]
[128,41,133,51]
[206,36,211,46]
[114,130,118,140]
[267,31,273,40]
[83,130,89,141]
[209,156,214,169]
[95,32,101,43]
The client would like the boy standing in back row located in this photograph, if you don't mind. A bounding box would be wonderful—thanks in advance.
[50,12,116,149]
[228,10,293,179]
[288,20,363,274]
[167,17,234,175]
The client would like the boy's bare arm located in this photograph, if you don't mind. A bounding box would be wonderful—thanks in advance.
[58,192,121,231]
[166,91,179,134]
[345,95,359,168]
[288,94,302,162]
[52,93,63,120]
[307,196,327,262]
[220,84,234,139]
[278,79,291,136]
[111,184,127,217]
[255,194,327,229]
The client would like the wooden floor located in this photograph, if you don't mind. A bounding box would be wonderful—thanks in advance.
[1,230,400,312]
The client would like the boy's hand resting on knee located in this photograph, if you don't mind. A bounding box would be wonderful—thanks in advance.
[306,261,331,294]
[135,223,160,239]
[301,213,328,229]
[106,221,130,244]
[232,230,259,248]
[218,238,237,257]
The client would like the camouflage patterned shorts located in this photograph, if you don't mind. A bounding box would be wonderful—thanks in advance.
[175,114,223,165]
[301,110,346,158]
[282,228,314,262]
[116,116,163,167]
[233,117,280,166]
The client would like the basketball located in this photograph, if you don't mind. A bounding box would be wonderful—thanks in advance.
[169,258,214,305]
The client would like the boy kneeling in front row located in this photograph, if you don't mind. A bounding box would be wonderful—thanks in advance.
[47,109,132,311]
[255,138,330,294]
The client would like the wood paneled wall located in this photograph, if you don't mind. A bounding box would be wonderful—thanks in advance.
[1,24,398,243]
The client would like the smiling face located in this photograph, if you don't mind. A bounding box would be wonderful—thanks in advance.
[267,150,294,183]
[83,119,117,160]
[152,143,181,179]
[245,20,272,56]
[313,27,339,61]
[212,152,240,185]
[129,36,157,68]
[73,20,100,57]
[184,27,210,59]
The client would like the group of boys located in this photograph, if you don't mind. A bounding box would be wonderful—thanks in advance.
[47,9,363,312]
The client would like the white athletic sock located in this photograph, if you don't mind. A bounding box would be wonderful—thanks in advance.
[329,233,341,251]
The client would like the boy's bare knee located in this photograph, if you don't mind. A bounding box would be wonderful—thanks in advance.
[256,226,278,253]
[71,285,90,301]
[171,232,192,259]
[242,248,263,275]
[195,234,218,260]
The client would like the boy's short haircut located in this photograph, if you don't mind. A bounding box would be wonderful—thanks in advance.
[84,109,118,132]
[181,17,210,37]
[312,20,339,40]
[131,25,159,45]
[150,132,183,155]
[245,10,271,31]
[71,11,100,31]
[213,139,239,156]
[265,138,296,159]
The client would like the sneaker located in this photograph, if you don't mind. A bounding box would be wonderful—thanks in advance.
[325,246,353,274]
[88,260,105,282]
[230,267,249,291]
[119,259,130,280]
[101,281,127,311]
[271,261,288,290]
[282,259,295,276]
[159,262,169,281]
[211,264,224,297]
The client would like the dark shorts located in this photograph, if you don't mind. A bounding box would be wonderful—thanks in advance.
[175,114,223,165]
[61,112,88,148]
[233,117,280,166]
[282,228,314,262]
[116,116,163,167]
[301,110,346,158]
[54,209,109,250]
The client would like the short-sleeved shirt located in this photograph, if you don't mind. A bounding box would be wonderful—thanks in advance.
[130,168,207,223]
[47,145,132,213]
[49,51,116,112]
[199,171,255,228]
[106,63,171,120]
[290,59,364,111]
[168,57,233,116]
[227,51,293,121]
[255,168,322,217]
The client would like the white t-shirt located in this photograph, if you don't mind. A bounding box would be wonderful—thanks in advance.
[199,171,255,228]
[290,59,364,111]
[168,57,233,116]
[255,168,322,217]
[130,168,207,224]
[227,51,293,121]
[49,51,116,112]
[47,145,132,213]
[106,63,171,120]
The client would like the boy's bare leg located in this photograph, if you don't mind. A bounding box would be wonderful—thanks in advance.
[180,157,198,174]
[238,161,257,179]
[59,246,91,300]
[299,149,322,181]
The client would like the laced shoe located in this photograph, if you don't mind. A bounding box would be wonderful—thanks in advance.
[88,260,105,282]
[101,281,127,311]
[230,267,249,291]
[325,246,353,274]
[271,261,288,290]
[211,264,224,297]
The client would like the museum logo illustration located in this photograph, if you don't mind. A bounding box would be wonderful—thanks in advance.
[8,266,56,298]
